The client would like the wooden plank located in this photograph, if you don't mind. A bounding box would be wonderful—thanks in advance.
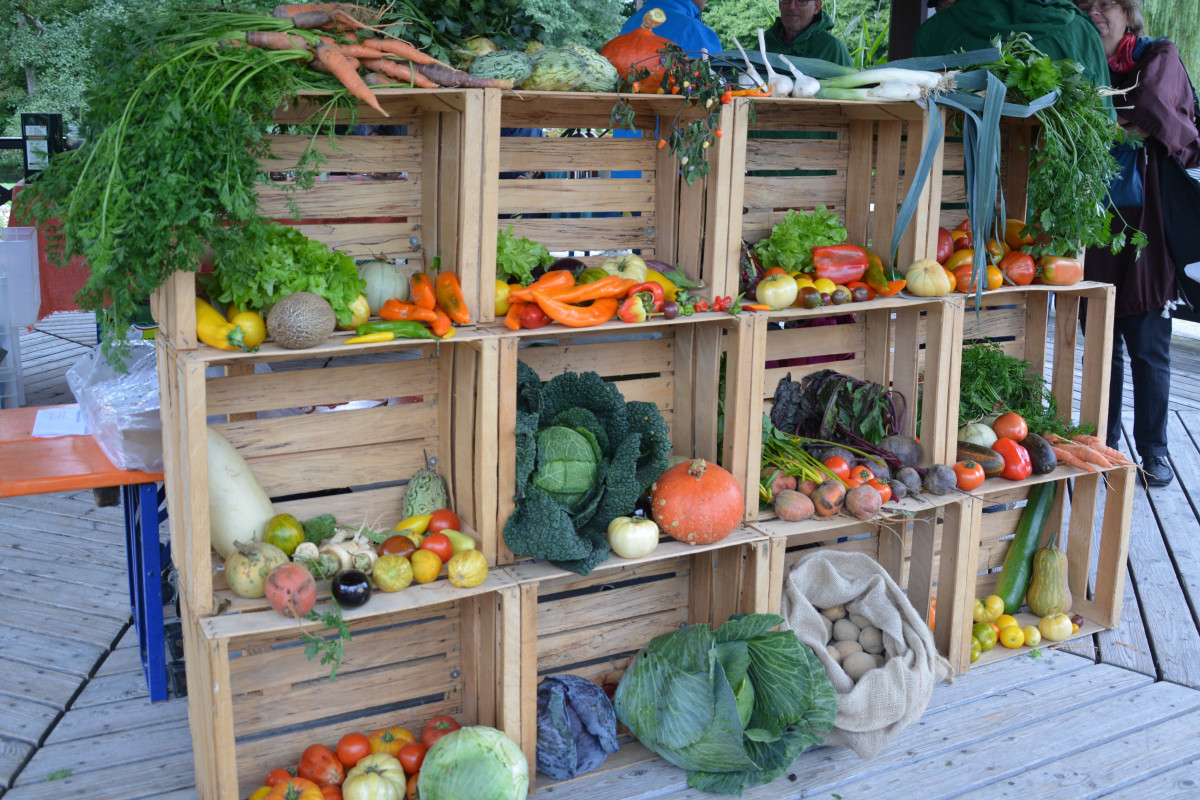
[0,692,60,745]
[740,176,846,211]
[0,595,126,649]
[262,133,422,173]
[1,751,197,800]
[256,178,422,219]
[498,177,657,215]
[15,718,191,786]
[0,657,79,711]
[499,137,654,173]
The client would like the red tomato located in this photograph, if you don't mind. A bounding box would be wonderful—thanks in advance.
[419,533,454,564]
[420,715,462,750]
[1038,255,1083,286]
[336,733,371,769]
[298,744,345,787]
[761,266,788,278]
[849,466,874,484]
[999,251,1036,286]
[321,787,343,800]
[843,477,863,489]
[378,535,416,559]
[936,227,953,264]
[265,768,293,787]
[867,479,892,503]
[992,412,1028,442]
[426,509,461,536]
[822,456,851,480]
[954,460,986,491]
[398,742,427,775]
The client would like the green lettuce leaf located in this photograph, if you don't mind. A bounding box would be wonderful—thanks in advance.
[752,206,847,274]
[496,225,553,286]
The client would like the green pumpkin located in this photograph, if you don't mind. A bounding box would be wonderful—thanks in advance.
[1025,531,1072,617]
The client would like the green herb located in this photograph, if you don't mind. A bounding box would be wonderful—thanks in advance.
[496,226,554,286]
[205,223,365,326]
[298,559,352,681]
[302,514,338,546]
[753,207,848,274]
[384,0,543,65]
[1029,648,1044,659]
[958,340,1093,437]
[45,770,72,781]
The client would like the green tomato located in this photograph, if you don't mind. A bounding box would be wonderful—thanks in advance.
[971,622,997,652]
[970,636,982,663]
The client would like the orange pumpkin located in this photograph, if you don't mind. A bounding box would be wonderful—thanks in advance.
[267,778,323,800]
[599,8,671,92]
[650,459,743,544]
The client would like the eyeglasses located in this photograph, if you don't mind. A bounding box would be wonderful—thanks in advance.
[1076,1,1119,13]
[779,0,817,7]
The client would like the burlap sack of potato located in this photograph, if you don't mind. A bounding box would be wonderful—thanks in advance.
[782,550,951,758]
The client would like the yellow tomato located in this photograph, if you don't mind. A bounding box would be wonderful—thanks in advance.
[791,273,815,289]
[756,273,799,310]
[1004,218,1034,252]
[410,549,442,584]
[495,280,512,316]
[394,514,432,537]
[812,277,837,295]
[943,249,975,272]
[995,614,1018,631]
[250,787,272,800]
[1021,625,1041,647]
[972,598,988,624]
[999,625,1025,648]
[978,595,1005,624]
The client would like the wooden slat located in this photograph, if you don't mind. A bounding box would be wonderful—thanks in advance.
[499,137,655,173]
[262,134,422,173]
[741,176,847,211]
[499,216,655,255]
[256,178,422,219]
[498,177,656,215]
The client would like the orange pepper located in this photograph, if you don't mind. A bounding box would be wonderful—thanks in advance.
[504,300,526,330]
[507,270,575,303]
[531,291,619,327]
[434,271,471,324]
[379,299,439,324]
[410,273,436,310]
[430,305,453,337]
[539,276,636,305]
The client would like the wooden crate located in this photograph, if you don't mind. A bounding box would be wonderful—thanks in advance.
[494,92,741,301]
[739,295,965,523]
[494,314,760,564]
[940,465,1136,674]
[156,332,501,619]
[187,574,524,800]
[728,97,947,275]
[154,88,499,345]
[504,527,772,792]
[956,281,1116,442]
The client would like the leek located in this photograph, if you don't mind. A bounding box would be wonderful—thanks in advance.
[821,67,943,90]
[816,82,923,102]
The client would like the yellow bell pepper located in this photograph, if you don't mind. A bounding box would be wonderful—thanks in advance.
[644,267,679,302]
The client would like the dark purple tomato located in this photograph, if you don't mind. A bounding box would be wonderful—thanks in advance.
[851,286,871,303]
[661,301,679,320]
[800,286,823,309]
[819,292,832,306]
[331,569,372,608]
[830,288,850,305]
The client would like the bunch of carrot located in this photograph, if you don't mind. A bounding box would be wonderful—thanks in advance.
[237,4,513,117]
[503,270,637,330]
[1043,433,1134,472]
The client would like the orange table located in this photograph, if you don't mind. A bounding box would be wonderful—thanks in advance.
[1,405,170,700]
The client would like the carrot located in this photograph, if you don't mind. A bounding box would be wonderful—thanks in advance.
[361,58,439,89]
[435,272,471,324]
[245,30,314,52]
[416,61,514,89]
[1045,434,1113,468]
[410,273,436,310]
[430,305,453,337]
[313,43,388,117]
[505,300,527,330]
[1071,435,1134,465]
[363,72,391,87]
[361,38,444,67]
[329,43,386,60]
[275,4,379,31]
[532,291,619,327]
[1050,445,1098,472]
[309,53,360,74]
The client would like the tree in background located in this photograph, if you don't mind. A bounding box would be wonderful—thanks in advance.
[702,0,886,62]
[1146,0,1199,86]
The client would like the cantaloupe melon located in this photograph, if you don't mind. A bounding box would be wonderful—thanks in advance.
[267,292,336,349]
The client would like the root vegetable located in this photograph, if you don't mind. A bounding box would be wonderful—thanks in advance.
[845,484,882,519]
[265,562,318,617]
[848,613,870,629]
[820,614,834,643]
[820,604,847,622]
[773,489,815,521]
[858,625,884,654]
[812,481,846,516]
[843,651,876,682]
[797,479,818,496]
[888,479,908,501]
[834,640,864,661]
[896,467,922,495]
[833,618,861,642]
[225,541,290,599]
[827,644,843,664]
[923,464,957,495]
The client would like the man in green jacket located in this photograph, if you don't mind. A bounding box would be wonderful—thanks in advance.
[911,0,1109,88]
[762,0,852,66]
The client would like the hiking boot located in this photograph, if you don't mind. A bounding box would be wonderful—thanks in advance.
[1142,455,1174,488]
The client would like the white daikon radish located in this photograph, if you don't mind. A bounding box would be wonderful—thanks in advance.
[207,425,276,558]
[731,35,766,90]
[780,55,821,98]
[757,28,793,97]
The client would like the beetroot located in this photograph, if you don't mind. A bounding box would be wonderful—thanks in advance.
[845,484,883,520]
[265,562,317,618]
[774,490,815,521]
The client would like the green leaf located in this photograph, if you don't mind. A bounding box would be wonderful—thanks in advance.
[45,770,72,781]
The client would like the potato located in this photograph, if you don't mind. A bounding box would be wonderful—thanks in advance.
[820,614,834,644]
[873,653,886,669]
[826,644,843,665]
[820,604,847,622]
[833,618,861,643]
[843,651,876,682]
[848,613,871,630]
[833,640,863,660]
[858,625,884,654]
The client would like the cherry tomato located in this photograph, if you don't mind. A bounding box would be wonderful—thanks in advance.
[954,460,986,491]
[822,456,851,480]
[398,742,427,775]
[426,509,461,536]
[420,532,454,564]
[849,466,874,484]
[336,732,371,769]
[867,479,892,503]
[265,768,293,787]
[992,411,1028,442]
[378,535,417,559]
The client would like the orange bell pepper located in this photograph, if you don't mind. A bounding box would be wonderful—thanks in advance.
[379,299,439,324]
[540,276,637,305]
[863,250,906,297]
[434,271,471,324]
[410,273,436,310]
[505,300,526,330]
[430,305,453,337]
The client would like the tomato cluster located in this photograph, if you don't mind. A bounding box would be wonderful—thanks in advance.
[250,716,462,800]
[821,456,892,504]
[934,218,1082,290]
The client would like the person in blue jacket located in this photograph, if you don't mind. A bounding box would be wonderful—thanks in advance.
[618,0,721,57]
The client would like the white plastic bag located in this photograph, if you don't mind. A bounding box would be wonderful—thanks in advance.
[67,342,163,472]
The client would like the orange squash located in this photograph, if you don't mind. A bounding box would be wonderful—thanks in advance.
[650,458,743,544]
[599,8,671,92]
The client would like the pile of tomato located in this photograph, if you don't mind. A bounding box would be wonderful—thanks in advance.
[249,715,462,800]
[821,456,894,503]
[935,218,1083,291]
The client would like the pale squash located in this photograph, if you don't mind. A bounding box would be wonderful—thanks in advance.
[358,259,408,315]
[1025,530,1072,617]
[905,259,953,297]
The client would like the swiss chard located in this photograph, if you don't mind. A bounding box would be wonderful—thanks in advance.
[770,369,905,449]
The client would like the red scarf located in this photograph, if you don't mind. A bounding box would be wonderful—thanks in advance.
[1108,33,1138,74]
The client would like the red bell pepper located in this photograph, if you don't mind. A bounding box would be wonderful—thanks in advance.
[811,244,869,285]
[992,437,1032,481]
[520,303,552,329]
[618,282,664,323]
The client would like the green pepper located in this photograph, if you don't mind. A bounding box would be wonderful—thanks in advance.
[355,320,439,340]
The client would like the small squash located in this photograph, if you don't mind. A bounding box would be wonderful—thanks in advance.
[1025,531,1072,617]
[905,258,953,297]
[650,458,743,544]
[358,258,409,315]
[599,8,670,92]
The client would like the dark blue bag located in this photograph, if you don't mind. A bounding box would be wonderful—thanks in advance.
[1107,142,1144,208]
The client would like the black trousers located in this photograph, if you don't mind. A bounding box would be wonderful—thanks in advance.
[1108,309,1172,459]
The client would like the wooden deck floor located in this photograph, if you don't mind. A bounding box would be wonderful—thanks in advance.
[2,312,1200,799]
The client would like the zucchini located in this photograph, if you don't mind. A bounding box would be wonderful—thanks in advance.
[957,441,1005,477]
[1020,433,1058,474]
[994,481,1058,615]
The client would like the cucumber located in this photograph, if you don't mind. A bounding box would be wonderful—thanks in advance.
[994,481,1058,615]
[957,441,1005,477]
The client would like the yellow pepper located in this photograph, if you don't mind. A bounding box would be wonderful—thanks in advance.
[394,514,432,537]
[196,298,245,350]
[344,331,395,345]
[644,267,679,302]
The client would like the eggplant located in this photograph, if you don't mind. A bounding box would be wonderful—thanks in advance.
[548,257,586,274]
[331,569,372,608]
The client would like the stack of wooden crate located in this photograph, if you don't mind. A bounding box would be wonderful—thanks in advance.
[154,91,1133,798]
